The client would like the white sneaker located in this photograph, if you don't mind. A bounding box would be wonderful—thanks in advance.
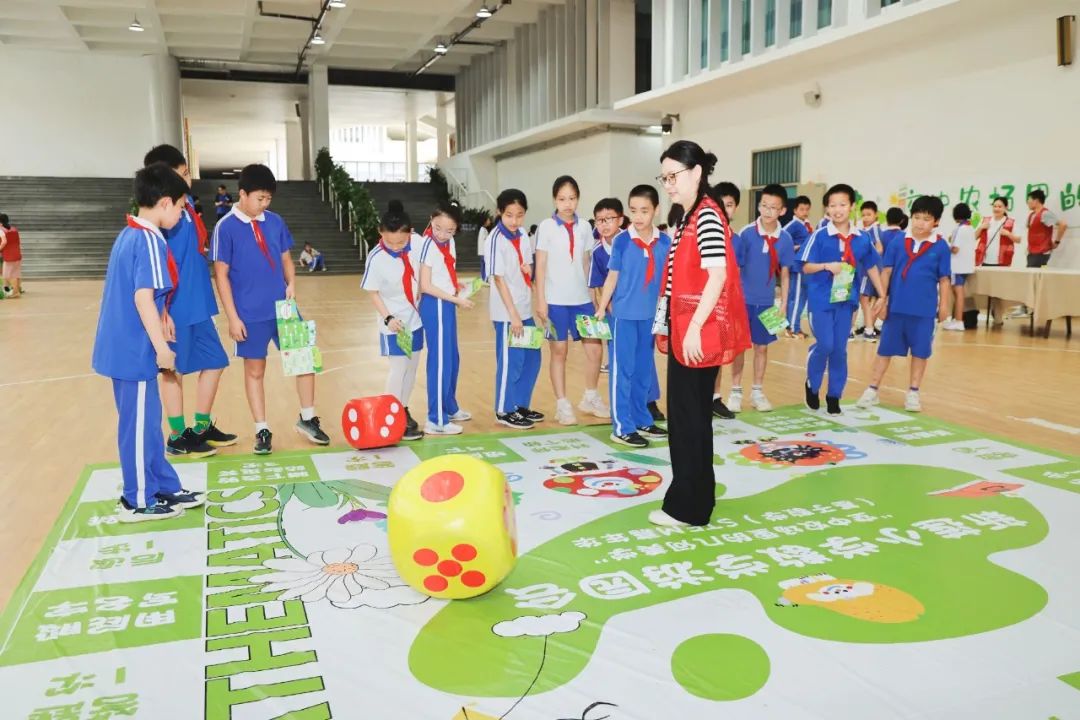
[726,390,743,414]
[555,399,577,426]
[425,421,464,435]
[905,390,922,412]
[578,392,611,419]
[750,389,772,412]
[449,410,472,422]
[856,387,880,409]
[947,319,966,331]
[648,509,690,527]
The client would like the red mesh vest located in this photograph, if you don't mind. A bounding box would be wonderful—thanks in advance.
[668,195,752,367]
[975,216,1015,266]
[1026,208,1054,255]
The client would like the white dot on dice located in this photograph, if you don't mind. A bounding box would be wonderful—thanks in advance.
[348,408,358,423]
[350,427,360,441]
[380,427,390,438]
[384,414,395,425]
[390,402,400,413]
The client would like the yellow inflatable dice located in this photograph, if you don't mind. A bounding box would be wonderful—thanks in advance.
[388,454,517,599]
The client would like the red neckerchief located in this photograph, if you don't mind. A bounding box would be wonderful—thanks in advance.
[630,230,657,287]
[555,213,576,260]
[184,197,208,254]
[127,215,179,308]
[759,223,780,280]
[902,236,935,279]
[498,222,531,287]
[425,227,458,291]
[381,240,416,307]
[836,231,856,266]
[803,220,812,233]
[250,218,277,270]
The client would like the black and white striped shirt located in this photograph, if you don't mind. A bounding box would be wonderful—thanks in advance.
[665,205,728,298]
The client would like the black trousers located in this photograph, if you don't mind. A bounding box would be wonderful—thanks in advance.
[661,350,719,525]
[1026,253,1050,268]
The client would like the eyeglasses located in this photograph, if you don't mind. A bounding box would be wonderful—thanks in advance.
[594,216,621,225]
[655,168,690,186]
[758,204,784,214]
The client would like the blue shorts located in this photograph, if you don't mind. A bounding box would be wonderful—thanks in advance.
[379,328,424,357]
[952,273,970,287]
[878,313,935,359]
[170,318,229,374]
[235,319,280,360]
[858,269,879,298]
[548,302,596,341]
[746,303,778,346]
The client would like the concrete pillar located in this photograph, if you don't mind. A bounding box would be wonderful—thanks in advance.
[405,92,418,182]
[286,119,304,180]
[436,92,449,164]
[307,63,330,177]
[298,99,312,180]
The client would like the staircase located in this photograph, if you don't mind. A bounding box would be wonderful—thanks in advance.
[0,176,132,278]
[193,180,361,275]
[363,181,481,272]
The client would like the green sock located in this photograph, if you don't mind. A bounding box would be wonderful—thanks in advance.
[194,413,212,434]
[167,415,186,440]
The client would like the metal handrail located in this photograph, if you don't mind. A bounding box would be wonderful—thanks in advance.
[441,165,496,209]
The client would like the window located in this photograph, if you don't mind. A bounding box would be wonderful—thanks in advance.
[700,0,709,68]
[720,0,730,61]
[881,0,901,5]
[765,0,776,46]
[741,0,751,55]
[752,145,801,186]
[790,0,803,37]
[818,0,832,29]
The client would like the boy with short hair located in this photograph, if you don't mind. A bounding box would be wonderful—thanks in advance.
[92,164,205,522]
[783,195,813,339]
[595,185,671,447]
[856,196,951,412]
[727,184,794,413]
[709,181,741,420]
[212,164,330,454]
[857,200,884,342]
[882,207,907,254]
[1024,188,1067,268]
[799,184,887,415]
[214,185,232,222]
[299,242,327,272]
[142,144,237,459]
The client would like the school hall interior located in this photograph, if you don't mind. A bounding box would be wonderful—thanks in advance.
[0,1,1078,718]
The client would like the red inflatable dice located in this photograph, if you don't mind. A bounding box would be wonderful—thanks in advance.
[342,395,406,450]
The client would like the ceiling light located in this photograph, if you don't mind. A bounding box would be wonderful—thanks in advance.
[434,42,448,55]
[311,31,325,45]
[476,5,493,18]
[328,0,347,7]
[128,15,145,32]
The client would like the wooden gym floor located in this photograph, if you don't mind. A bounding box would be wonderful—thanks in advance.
[0,274,1076,610]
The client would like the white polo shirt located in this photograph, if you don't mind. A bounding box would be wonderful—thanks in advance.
[485,224,533,323]
[361,240,423,334]
[535,214,592,306]
[418,231,458,296]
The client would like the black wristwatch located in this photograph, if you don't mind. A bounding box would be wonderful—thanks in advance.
[383,314,394,326]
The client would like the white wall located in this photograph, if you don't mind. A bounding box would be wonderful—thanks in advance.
[0,47,181,177]
[668,0,1078,263]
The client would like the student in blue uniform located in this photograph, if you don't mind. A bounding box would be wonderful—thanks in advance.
[783,195,814,339]
[881,207,908,256]
[214,185,233,222]
[857,200,885,342]
[362,203,426,441]
[798,184,886,415]
[487,188,543,430]
[142,145,236,460]
[535,176,608,426]
[92,164,205,522]
[590,198,665,422]
[595,185,671,448]
[856,196,951,414]
[709,181,742,420]
[418,202,475,436]
[727,184,794,413]
[212,164,330,455]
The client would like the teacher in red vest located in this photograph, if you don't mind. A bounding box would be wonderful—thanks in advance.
[650,141,751,528]
[1024,189,1068,268]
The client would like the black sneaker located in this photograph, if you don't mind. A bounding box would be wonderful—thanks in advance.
[118,497,184,523]
[295,415,330,445]
[517,407,545,423]
[156,488,205,509]
[166,428,218,458]
[405,409,420,434]
[826,396,843,415]
[638,424,668,439]
[611,431,649,448]
[497,411,535,430]
[647,401,666,422]
[195,422,238,448]
[805,380,821,411]
[254,428,273,455]
[712,398,735,419]
[402,420,425,441]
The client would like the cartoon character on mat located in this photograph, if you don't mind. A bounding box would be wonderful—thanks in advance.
[775,574,924,623]
[540,457,663,498]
